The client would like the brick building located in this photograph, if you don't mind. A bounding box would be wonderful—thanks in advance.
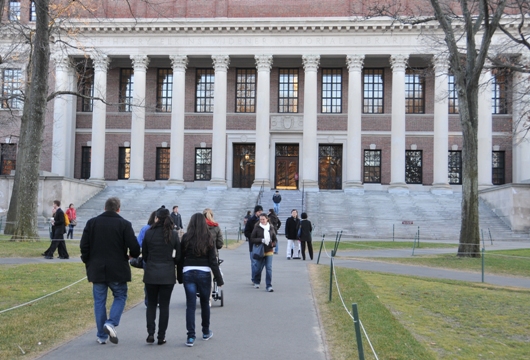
[1,0,528,192]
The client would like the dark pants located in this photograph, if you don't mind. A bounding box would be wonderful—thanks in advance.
[46,229,69,258]
[183,270,211,339]
[301,240,313,260]
[66,224,75,239]
[145,283,175,340]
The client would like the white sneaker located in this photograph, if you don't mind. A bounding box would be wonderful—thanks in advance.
[97,338,107,344]
[103,324,118,344]
[254,283,260,289]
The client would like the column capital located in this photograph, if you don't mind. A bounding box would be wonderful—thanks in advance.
[255,55,273,71]
[433,54,449,74]
[91,53,110,72]
[130,55,150,70]
[170,55,188,71]
[212,55,230,71]
[346,54,365,71]
[390,54,408,71]
[52,53,71,71]
[302,55,320,71]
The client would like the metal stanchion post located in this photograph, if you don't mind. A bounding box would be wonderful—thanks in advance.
[481,247,485,283]
[352,303,365,360]
[329,250,335,302]
[316,234,325,264]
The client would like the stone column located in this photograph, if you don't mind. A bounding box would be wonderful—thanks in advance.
[512,55,530,183]
[208,55,230,190]
[389,54,409,193]
[51,54,70,176]
[301,55,320,191]
[166,55,188,190]
[89,53,110,182]
[478,68,493,188]
[344,54,365,193]
[431,55,452,194]
[252,55,273,191]
[128,55,149,186]
[65,66,77,178]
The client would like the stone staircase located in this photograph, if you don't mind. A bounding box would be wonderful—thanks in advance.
[74,187,529,242]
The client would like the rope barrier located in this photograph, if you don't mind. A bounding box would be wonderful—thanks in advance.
[0,276,87,314]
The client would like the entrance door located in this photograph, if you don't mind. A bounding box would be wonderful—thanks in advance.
[318,145,342,190]
[232,144,255,188]
[275,144,299,189]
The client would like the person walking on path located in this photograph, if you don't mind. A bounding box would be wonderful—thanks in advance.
[244,205,263,284]
[142,207,180,345]
[171,205,183,234]
[299,212,313,261]
[250,213,278,291]
[267,209,281,254]
[178,213,224,347]
[285,209,301,260]
[80,197,140,345]
[45,200,70,259]
[65,203,77,239]
[272,190,282,214]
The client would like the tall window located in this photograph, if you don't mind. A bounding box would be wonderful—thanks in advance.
[81,146,91,179]
[156,148,170,180]
[236,69,256,113]
[79,68,94,112]
[448,151,462,184]
[196,69,214,113]
[405,69,425,114]
[321,69,342,113]
[405,150,422,184]
[195,148,212,180]
[363,150,381,183]
[1,69,23,109]
[30,1,36,21]
[9,0,20,21]
[157,69,173,112]
[118,147,131,179]
[492,151,505,185]
[448,74,459,114]
[278,69,298,113]
[119,69,134,112]
[0,143,17,175]
[492,70,509,114]
[363,69,384,113]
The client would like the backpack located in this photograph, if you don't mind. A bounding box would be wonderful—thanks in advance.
[64,213,70,226]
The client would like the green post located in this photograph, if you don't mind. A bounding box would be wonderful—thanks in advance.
[316,234,325,264]
[417,226,420,247]
[488,228,493,245]
[333,230,342,256]
[393,223,395,241]
[482,248,484,282]
[352,303,365,360]
[481,229,485,249]
[329,250,335,302]
[412,232,417,256]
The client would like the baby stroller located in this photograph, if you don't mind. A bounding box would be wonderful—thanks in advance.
[197,258,224,307]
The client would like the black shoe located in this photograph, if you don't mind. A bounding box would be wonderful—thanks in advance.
[41,252,47,256]
[157,338,166,345]
[59,257,69,259]
[45,256,53,259]
[146,335,154,344]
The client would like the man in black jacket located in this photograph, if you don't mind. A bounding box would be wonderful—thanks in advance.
[45,200,70,259]
[244,205,263,285]
[284,209,301,260]
[80,197,140,345]
[170,205,183,230]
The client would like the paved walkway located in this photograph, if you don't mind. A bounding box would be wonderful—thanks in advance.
[3,238,529,359]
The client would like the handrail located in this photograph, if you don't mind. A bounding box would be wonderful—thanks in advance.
[301,181,305,213]
[255,180,265,207]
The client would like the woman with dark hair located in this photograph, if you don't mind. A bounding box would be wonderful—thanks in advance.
[299,212,313,261]
[142,208,181,345]
[179,213,224,347]
[250,213,278,292]
[65,203,77,239]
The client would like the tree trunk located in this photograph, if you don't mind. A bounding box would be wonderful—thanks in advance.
[7,0,50,241]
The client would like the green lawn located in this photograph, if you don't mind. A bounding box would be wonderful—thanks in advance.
[0,236,81,258]
[311,264,530,360]
[323,240,457,251]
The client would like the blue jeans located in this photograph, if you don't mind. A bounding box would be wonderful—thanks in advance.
[183,270,211,339]
[273,203,280,214]
[252,255,273,288]
[92,282,128,340]
[250,252,259,283]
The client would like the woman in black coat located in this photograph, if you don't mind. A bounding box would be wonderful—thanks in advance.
[142,208,180,345]
[250,213,278,292]
[299,212,313,261]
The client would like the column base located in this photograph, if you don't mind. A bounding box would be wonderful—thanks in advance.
[430,183,453,195]
[165,179,186,190]
[251,179,271,191]
[207,179,228,190]
[88,178,106,186]
[343,181,364,194]
[301,180,319,192]
[388,182,409,194]
[125,179,146,189]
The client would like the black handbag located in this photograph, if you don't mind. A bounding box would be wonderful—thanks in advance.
[129,255,143,269]
[251,243,264,260]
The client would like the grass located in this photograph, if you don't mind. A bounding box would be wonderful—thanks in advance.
[311,264,530,360]
[0,263,145,359]
[368,249,530,277]
[323,240,457,251]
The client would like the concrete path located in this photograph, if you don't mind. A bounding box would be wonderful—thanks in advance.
[34,240,328,360]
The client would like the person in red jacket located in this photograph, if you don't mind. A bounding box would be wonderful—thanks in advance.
[65,203,77,239]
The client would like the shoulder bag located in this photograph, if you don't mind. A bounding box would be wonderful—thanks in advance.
[251,243,264,260]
